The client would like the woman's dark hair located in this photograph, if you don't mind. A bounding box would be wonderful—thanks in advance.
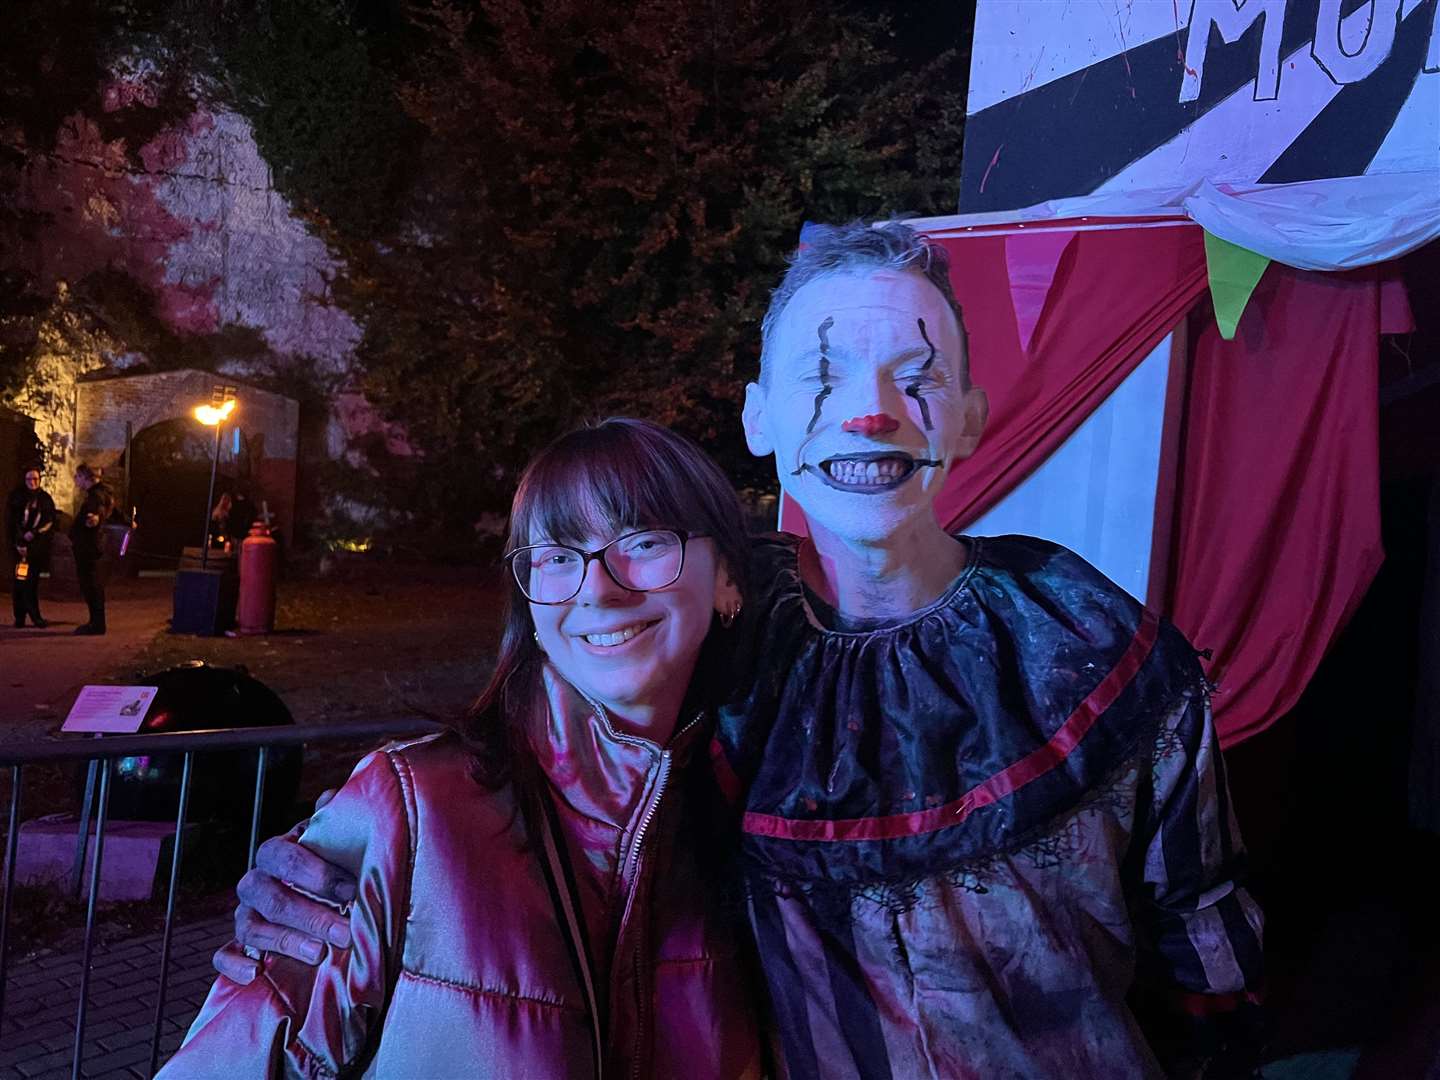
[463,417,750,789]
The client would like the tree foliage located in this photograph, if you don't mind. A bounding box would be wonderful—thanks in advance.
[1,0,207,399]
[2,0,971,540]
[1,0,203,163]
[211,0,420,239]
[274,0,969,533]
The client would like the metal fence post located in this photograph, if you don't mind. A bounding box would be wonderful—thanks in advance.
[71,758,112,1080]
[247,745,269,871]
[0,764,22,1029]
[71,759,97,901]
[148,752,195,1077]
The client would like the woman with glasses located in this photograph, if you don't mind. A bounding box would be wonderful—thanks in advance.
[6,466,56,629]
[162,418,763,1079]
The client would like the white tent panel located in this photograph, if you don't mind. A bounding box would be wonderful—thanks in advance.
[1367,63,1440,175]
[966,333,1174,602]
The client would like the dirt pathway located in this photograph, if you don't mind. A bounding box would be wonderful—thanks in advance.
[0,578,175,733]
[1,565,503,807]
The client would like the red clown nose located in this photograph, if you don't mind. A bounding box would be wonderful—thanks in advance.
[841,413,901,436]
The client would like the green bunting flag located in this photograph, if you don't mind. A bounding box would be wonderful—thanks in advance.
[1204,230,1271,341]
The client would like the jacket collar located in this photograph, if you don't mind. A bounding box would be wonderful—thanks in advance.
[527,663,706,832]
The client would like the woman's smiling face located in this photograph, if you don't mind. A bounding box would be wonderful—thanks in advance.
[528,523,728,739]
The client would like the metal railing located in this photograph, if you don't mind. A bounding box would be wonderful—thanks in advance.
[0,718,443,1078]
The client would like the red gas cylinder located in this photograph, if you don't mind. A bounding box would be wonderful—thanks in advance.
[237,520,279,635]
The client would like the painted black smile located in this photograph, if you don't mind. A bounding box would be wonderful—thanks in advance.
[800,451,943,492]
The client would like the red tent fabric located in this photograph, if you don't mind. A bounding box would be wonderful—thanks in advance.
[1159,265,1385,747]
[936,228,1385,747]
[932,224,1209,530]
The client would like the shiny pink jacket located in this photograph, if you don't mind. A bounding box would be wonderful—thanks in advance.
[163,667,763,1079]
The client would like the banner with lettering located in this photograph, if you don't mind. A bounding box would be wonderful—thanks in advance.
[960,0,1439,215]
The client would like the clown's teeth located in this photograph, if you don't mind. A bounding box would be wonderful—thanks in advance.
[825,457,910,485]
[583,624,647,647]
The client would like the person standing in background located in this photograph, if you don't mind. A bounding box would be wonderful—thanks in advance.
[70,463,114,636]
[6,466,56,628]
[208,492,233,549]
[225,488,257,544]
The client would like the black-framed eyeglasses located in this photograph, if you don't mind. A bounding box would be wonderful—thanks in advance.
[505,529,708,604]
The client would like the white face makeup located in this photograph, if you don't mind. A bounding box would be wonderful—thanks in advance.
[528,527,731,739]
[745,269,986,544]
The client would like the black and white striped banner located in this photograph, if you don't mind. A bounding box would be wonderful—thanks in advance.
[960,0,1439,214]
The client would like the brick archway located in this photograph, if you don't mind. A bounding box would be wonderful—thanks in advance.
[74,370,299,540]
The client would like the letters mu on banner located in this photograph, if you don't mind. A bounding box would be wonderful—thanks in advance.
[961,0,1440,213]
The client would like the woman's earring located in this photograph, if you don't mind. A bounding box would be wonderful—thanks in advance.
[719,598,743,629]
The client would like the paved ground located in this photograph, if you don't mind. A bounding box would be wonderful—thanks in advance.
[0,579,175,732]
[0,914,230,1079]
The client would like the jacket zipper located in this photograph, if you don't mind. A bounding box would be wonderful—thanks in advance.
[624,709,704,883]
[623,710,703,1080]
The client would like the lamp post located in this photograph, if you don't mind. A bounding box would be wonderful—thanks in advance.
[193,391,237,572]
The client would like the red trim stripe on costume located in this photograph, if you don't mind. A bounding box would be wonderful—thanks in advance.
[741,608,1161,842]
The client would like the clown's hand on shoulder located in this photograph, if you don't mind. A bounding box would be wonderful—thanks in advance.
[212,788,357,985]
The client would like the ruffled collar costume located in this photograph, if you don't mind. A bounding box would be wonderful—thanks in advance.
[712,533,1264,1079]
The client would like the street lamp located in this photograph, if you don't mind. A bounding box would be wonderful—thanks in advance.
[194,401,236,427]
[194,389,237,572]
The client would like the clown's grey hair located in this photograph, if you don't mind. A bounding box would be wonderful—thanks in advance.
[758,221,968,385]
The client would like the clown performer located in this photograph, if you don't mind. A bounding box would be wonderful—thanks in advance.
[220,223,1263,1078]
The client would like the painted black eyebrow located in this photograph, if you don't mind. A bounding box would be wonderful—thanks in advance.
[915,318,938,371]
[805,316,835,434]
[906,317,938,430]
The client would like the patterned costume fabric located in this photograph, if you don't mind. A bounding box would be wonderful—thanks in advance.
[712,534,1264,1079]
